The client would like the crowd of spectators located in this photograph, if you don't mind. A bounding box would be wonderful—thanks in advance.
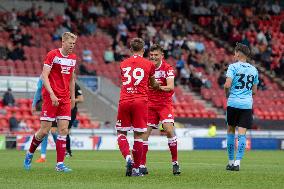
[191,0,283,79]
[1,0,281,87]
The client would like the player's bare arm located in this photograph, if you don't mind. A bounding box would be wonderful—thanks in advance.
[224,77,232,98]
[42,65,59,106]
[149,76,160,90]
[160,78,174,92]
[70,71,76,109]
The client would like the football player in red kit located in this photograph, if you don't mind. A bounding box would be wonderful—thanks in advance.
[24,32,77,172]
[140,44,181,175]
[116,38,159,176]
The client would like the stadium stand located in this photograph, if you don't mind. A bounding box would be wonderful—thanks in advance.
[0,0,283,135]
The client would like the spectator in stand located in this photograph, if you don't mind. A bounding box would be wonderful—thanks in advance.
[275,53,284,79]
[82,49,93,63]
[9,112,20,132]
[20,28,32,46]
[256,29,268,45]
[189,72,203,92]
[53,23,71,41]
[261,47,272,70]
[117,20,128,45]
[7,43,25,61]
[271,1,281,15]
[218,71,226,89]
[258,73,267,90]
[46,7,55,21]
[6,8,19,31]
[0,41,8,60]
[104,46,115,64]
[84,18,97,36]
[3,88,15,107]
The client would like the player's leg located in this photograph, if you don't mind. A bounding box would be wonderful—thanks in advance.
[131,100,148,176]
[66,108,76,157]
[226,106,237,170]
[36,122,58,163]
[163,123,180,175]
[36,135,48,163]
[55,119,71,172]
[226,125,236,170]
[140,126,152,175]
[132,131,145,176]
[54,102,72,172]
[140,106,158,174]
[24,121,53,170]
[51,123,58,142]
[160,104,180,175]
[116,102,132,176]
[24,97,55,170]
[233,109,252,171]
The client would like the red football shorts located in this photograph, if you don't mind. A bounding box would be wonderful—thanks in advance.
[40,96,71,121]
[147,103,174,129]
[116,100,148,132]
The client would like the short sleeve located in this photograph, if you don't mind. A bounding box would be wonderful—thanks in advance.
[166,66,175,79]
[44,51,55,68]
[226,64,235,79]
[253,69,259,85]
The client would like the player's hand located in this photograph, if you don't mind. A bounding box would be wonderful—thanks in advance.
[50,93,59,106]
[71,98,76,109]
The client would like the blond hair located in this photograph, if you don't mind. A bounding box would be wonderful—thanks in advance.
[62,32,77,41]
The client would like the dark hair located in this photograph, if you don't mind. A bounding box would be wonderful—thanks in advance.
[150,44,164,53]
[130,38,145,52]
[234,42,250,57]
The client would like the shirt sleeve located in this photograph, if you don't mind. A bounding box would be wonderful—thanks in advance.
[166,66,175,79]
[253,69,259,85]
[32,78,43,107]
[44,51,55,68]
[226,64,235,79]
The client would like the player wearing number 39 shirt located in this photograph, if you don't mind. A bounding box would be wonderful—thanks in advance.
[116,38,159,177]
[224,43,258,172]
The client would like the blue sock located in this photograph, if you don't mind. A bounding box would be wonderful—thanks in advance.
[40,135,48,157]
[236,135,246,161]
[227,134,235,163]
[52,132,57,143]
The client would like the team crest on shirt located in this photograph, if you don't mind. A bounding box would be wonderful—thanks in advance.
[155,71,166,78]
[43,111,47,117]
[168,114,173,118]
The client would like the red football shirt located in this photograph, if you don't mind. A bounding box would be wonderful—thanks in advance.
[148,59,175,105]
[119,55,155,102]
[42,49,76,102]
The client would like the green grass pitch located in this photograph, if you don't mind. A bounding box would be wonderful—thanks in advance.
[0,150,284,189]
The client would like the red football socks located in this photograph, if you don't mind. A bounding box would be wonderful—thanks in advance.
[56,135,66,163]
[168,136,178,163]
[132,139,143,169]
[140,141,148,166]
[28,134,43,154]
[117,134,130,159]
